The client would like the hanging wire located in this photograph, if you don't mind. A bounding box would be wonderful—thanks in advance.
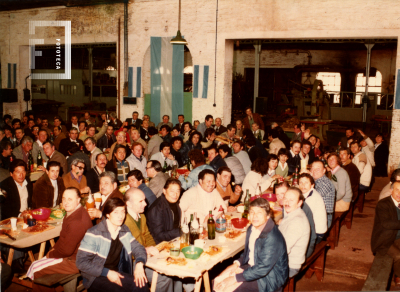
[213,0,218,107]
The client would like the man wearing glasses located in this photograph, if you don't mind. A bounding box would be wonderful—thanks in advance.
[309,160,336,228]
[62,159,90,195]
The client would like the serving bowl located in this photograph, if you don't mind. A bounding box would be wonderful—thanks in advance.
[250,193,277,202]
[231,218,249,229]
[181,246,203,260]
[31,208,51,221]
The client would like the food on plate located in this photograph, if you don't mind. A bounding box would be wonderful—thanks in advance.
[0,229,20,239]
[22,223,55,234]
[166,257,187,266]
[204,245,223,256]
[269,201,275,208]
[50,209,66,219]
[0,217,24,227]
[225,214,232,220]
[156,241,176,253]
[224,230,242,239]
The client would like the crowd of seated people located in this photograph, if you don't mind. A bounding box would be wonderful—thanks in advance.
[0,109,392,292]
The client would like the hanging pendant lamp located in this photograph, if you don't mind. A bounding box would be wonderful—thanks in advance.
[171,0,187,45]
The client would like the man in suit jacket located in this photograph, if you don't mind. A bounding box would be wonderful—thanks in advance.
[97,125,116,151]
[66,115,80,132]
[146,160,169,198]
[371,181,400,286]
[52,125,67,151]
[291,123,302,142]
[79,112,96,126]
[39,141,68,177]
[340,127,362,148]
[242,107,264,130]
[213,118,227,136]
[85,153,107,193]
[125,111,142,128]
[140,120,150,142]
[32,161,66,209]
[175,114,185,132]
[288,140,301,175]
[84,137,103,169]
[58,128,85,157]
[148,127,163,159]
[0,159,33,220]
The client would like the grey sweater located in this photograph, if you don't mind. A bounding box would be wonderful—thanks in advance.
[332,167,353,202]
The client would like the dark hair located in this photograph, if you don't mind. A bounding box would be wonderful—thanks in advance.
[251,158,269,176]
[339,147,351,155]
[163,177,182,190]
[79,121,88,128]
[132,111,138,115]
[205,115,213,122]
[3,114,12,122]
[172,126,181,133]
[301,140,312,148]
[266,154,278,167]
[170,136,183,146]
[148,160,162,172]
[287,186,305,202]
[10,159,27,173]
[269,128,278,139]
[159,141,171,152]
[189,131,202,144]
[87,125,97,132]
[84,137,96,145]
[226,124,236,131]
[162,115,170,120]
[46,161,61,171]
[246,136,256,147]
[182,122,193,132]
[294,123,301,129]
[0,140,12,152]
[127,169,144,182]
[218,144,231,157]
[198,169,215,181]
[112,144,127,166]
[299,173,315,185]
[15,128,23,133]
[188,149,205,165]
[327,152,340,162]
[233,140,244,149]
[277,148,289,158]
[273,181,290,194]
[160,125,171,132]
[148,127,158,136]
[375,133,384,140]
[207,144,218,155]
[245,106,252,112]
[43,141,54,148]
[346,127,354,133]
[178,114,184,118]
[349,141,359,148]
[64,187,81,199]
[390,169,400,183]
[291,140,301,148]
[96,153,107,161]
[12,119,21,126]
[242,128,253,140]
[102,197,126,219]
[217,166,231,176]
[249,197,270,215]
[204,128,216,138]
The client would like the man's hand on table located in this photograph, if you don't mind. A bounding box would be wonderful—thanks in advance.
[134,262,148,288]
[88,208,102,219]
[227,206,236,212]
[145,246,159,257]
[107,270,124,286]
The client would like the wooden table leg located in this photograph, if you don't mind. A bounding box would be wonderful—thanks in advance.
[203,271,211,292]
[7,248,14,265]
[28,251,35,263]
[38,242,46,260]
[150,271,158,292]
[50,239,55,247]
[194,276,203,292]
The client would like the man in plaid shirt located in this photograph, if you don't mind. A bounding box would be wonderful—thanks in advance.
[311,160,336,228]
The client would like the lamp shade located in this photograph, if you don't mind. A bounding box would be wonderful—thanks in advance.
[170,30,187,45]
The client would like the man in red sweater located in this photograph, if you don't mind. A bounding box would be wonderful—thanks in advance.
[27,187,93,292]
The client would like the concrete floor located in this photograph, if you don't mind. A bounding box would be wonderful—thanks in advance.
[5,177,390,291]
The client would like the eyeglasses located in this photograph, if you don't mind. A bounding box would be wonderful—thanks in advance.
[74,166,85,170]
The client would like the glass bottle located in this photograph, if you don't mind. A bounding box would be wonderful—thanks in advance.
[28,151,33,172]
[242,189,250,219]
[292,167,299,186]
[37,151,42,167]
[180,217,189,250]
[189,212,200,244]
[207,211,216,240]
[216,205,226,233]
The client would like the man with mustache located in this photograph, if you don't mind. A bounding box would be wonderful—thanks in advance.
[86,153,107,194]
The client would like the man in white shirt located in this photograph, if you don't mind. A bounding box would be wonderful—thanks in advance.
[84,137,103,168]
[180,169,227,225]
[358,130,375,167]
[268,128,286,155]
[350,141,372,194]
[232,140,251,174]
[299,140,312,166]
[279,187,310,277]
[150,142,177,169]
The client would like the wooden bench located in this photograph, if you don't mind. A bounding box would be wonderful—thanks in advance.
[283,241,329,292]
[326,211,348,250]
[362,254,393,291]
[355,190,366,213]
[341,200,356,230]
[33,273,84,292]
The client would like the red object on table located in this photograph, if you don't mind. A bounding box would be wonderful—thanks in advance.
[177,169,187,175]
[231,218,249,229]
[250,193,277,202]
[31,208,51,221]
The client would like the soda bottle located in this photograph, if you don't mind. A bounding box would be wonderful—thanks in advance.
[180,217,189,250]
[216,205,226,233]
[190,212,200,244]
[207,211,216,240]
[292,167,299,186]
[242,189,250,219]
[37,151,42,167]
[28,151,33,172]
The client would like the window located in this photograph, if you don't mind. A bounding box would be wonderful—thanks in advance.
[60,84,77,95]
[315,72,341,103]
[355,71,382,104]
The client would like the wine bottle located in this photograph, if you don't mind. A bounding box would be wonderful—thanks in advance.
[207,211,216,240]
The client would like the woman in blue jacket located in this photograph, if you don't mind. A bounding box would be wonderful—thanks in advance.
[214,198,288,292]
[76,197,149,292]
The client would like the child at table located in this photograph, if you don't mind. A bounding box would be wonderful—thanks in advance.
[275,148,289,178]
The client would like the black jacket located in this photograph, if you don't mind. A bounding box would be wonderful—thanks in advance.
[170,148,184,168]
[374,142,389,177]
[210,155,227,174]
[97,134,116,151]
[125,118,142,128]
[288,151,300,175]
[59,138,85,157]
[86,167,102,193]
[371,196,400,255]
[146,194,181,244]
[0,176,33,220]
[140,127,150,142]
[248,146,263,163]
[214,125,227,136]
